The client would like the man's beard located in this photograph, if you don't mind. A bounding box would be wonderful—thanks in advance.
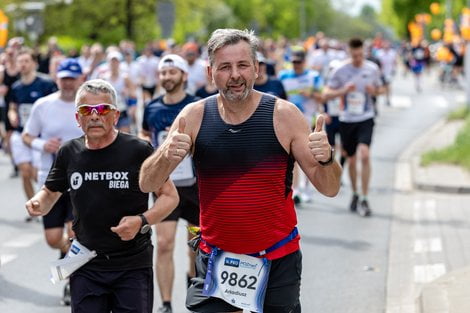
[162,77,184,93]
[221,79,252,102]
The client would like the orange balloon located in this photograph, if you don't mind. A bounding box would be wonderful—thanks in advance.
[430,2,441,15]
[0,10,8,49]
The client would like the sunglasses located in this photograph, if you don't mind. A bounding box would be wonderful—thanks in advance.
[77,104,117,116]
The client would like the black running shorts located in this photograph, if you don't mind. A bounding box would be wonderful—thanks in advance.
[162,184,200,226]
[339,118,375,157]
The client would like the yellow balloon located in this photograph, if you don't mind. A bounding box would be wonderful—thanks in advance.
[431,28,442,41]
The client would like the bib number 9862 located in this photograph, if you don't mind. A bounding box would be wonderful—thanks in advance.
[220,271,257,290]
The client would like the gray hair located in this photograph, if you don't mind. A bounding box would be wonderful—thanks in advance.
[75,79,117,107]
[207,29,259,66]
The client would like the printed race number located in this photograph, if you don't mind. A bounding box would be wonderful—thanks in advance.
[220,271,257,290]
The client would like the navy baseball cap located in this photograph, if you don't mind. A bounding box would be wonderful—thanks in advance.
[57,58,82,79]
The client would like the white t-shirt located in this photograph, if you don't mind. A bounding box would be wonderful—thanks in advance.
[328,60,382,123]
[376,48,397,79]
[23,92,84,185]
[136,55,160,88]
[186,58,207,96]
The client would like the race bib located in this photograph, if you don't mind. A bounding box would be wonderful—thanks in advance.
[18,103,33,127]
[170,155,195,182]
[345,92,366,115]
[203,249,271,312]
[327,98,341,116]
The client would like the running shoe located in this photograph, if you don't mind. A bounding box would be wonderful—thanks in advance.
[157,305,172,313]
[349,194,359,212]
[358,200,372,217]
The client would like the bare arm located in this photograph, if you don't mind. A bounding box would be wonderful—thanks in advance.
[275,100,341,197]
[22,132,62,153]
[110,179,179,241]
[25,186,62,217]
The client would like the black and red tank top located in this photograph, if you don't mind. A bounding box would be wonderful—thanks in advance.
[193,94,300,260]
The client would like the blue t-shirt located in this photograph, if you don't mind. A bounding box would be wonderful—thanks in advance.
[142,94,199,147]
[254,78,287,99]
[10,74,57,131]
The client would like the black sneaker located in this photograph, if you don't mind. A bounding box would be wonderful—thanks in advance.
[349,194,359,212]
[157,305,172,313]
[61,282,71,306]
[358,200,372,217]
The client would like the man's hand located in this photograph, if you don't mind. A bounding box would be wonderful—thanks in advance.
[308,115,331,163]
[110,216,141,241]
[164,117,191,162]
[44,137,62,154]
[365,85,376,96]
[25,199,43,216]
[344,82,356,94]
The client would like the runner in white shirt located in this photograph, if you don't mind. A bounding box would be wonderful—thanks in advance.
[182,42,207,96]
[22,58,84,305]
[324,38,384,217]
[137,46,160,103]
[376,41,397,106]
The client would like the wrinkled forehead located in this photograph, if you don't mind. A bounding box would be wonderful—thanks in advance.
[212,41,254,65]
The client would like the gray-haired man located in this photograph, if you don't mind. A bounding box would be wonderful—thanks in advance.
[26,79,179,313]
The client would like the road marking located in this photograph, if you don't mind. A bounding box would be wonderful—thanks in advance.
[391,95,412,108]
[2,233,42,248]
[0,254,18,266]
[414,264,446,283]
[431,95,448,108]
[414,238,442,253]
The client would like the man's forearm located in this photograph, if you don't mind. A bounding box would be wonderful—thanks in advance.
[312,162,342,197]
[139,148,174,193]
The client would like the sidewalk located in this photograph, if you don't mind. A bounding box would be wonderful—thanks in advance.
[407,118,470,313]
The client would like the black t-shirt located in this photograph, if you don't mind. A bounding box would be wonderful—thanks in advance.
[45,132,154,271]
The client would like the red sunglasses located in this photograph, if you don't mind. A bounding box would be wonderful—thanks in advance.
[77,104,117,116]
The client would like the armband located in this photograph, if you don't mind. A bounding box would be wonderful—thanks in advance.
[31,138,46,152]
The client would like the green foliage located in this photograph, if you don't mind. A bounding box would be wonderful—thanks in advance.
[422,116,470,171]
[448,106,470,121]
[3,0,386,46]
[381,0,470,39]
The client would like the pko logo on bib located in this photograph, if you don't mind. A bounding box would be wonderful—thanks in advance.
[70,172,83,190]
[224,257,240,268]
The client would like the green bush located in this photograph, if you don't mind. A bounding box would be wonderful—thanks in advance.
[422,116,470,171]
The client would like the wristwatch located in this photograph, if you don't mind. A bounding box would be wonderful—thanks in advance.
[318,146,335,166]
[138,214,151,234]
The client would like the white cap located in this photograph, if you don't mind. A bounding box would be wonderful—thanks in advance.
[158,54,189,73]
[107,51,123,62]
[256,51,266,63]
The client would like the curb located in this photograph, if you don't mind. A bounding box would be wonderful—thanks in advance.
[417,266,470,313]
[409,119,470,194]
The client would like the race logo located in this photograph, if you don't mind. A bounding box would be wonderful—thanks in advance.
[70,172,83,190]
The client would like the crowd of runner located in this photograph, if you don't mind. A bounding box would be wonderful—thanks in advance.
[0,30,466,312]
